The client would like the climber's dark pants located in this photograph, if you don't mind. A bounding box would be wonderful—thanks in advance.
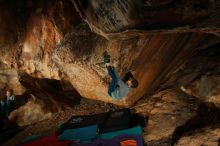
[0,101,6,116]
[107,66,117,96]
[0,100,12,116]
[6,100,14,115]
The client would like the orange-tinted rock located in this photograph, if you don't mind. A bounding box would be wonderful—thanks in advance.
[52,28,220,106]
[0,69,25,96]
[0,0,220,107]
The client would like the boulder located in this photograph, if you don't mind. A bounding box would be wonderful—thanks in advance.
[175,125,220,146]
[134,90,199,145]
[8,95,53,126]
[181,75,220,107]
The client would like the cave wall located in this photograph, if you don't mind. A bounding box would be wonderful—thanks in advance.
[0,0,82,124]
[72,0,220,38]
[0,0,220,107]
[0,0,81,94]
[0,0,81,70]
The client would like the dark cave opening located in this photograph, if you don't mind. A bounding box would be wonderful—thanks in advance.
[19,74,82,107]
[79,0,89,9]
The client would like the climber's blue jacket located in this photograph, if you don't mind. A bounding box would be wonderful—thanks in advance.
[109,67,132,99]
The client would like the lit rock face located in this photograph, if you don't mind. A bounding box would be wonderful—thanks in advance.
[53,28,220,106]
[175,125,220,146]
[0,0,81,77]
[0,0,220,107]
[0,69,25,96]
[135,90,220,145]
[16,0,82,79]
[0,0,81,91]
[9,96,53,126]
[0,0,80,125]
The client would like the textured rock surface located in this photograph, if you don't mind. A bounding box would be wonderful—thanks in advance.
[0,69,25,96]
[73,0,220,38]
[9,96,53,126]
[175,125,220,146]
[23,30,220,106]
[0,0,81,125]
[7,75,67,126]
[134,90,220,146]
[2,24,220,106]
[181,75,220,107]
[160,43,220,107]
[134,90,199,145]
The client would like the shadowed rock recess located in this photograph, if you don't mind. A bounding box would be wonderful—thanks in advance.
[0,0,220,145]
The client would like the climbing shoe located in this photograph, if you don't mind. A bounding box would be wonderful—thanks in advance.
[103,51,110,63]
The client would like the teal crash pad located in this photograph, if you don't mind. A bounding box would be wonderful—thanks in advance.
[98,126,142,139]
[58,124,98,141]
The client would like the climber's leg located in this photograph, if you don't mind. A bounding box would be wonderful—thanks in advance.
[103,51,117,96]
[107,66,117,96]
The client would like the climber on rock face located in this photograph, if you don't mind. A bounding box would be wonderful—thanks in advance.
[103,51,139,99]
